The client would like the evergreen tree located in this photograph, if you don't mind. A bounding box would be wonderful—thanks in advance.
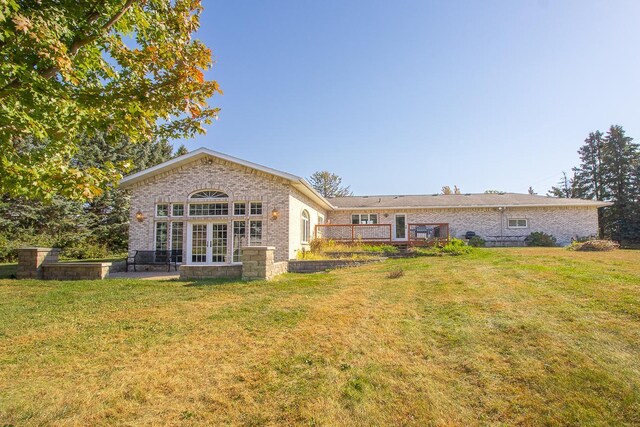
[557,126,640,242]
[174,145,190,158]
[601,125,640,242]
[0,134,174,260]
[548,172,576,198]
[572,131,607,236]
[309,171,353,198]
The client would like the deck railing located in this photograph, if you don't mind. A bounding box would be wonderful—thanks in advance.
[408,223,449,244]
[315,224,392,242]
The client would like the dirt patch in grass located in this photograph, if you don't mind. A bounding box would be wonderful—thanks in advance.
[1,248,639,425]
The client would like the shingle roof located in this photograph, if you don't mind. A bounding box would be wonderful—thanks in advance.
[328,193,611,209]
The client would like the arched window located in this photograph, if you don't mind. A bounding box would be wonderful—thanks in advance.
[190,190,228,199]
[301,210,310,243]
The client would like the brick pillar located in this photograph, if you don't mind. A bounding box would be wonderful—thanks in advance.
[16,247,61,279]
[241,246,276,280]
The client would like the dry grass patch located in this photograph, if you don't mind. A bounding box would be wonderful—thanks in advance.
[1,248,639,425]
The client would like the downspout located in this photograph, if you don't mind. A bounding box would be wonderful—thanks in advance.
[498,207,505,241]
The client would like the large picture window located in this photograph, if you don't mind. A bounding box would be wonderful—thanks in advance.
[189,203,229,216]
[352,213,378,224]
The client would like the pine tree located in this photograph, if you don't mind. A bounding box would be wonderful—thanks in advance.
[572,131,607,236]
[548,172,576,198]
[174,145,189,158]
[601,125,640,242]
[309,171,353,198]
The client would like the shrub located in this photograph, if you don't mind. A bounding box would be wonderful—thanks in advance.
[468,236,486,247]
[309,238,326,254]
[60,240,111,260]
[441,238,473,255]
[386,269,404,279]
[567,240,620,252]
[360,244,399,254]
[525,232,557,247]
[416,238,472,256]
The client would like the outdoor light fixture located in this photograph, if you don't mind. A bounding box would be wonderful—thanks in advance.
[271,208,280,220]
[135,210,145,222]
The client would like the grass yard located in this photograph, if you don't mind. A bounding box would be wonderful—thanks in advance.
[1,248,639,426]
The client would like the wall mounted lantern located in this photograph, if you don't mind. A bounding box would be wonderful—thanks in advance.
[271,208,280,220]
[135,210,145,222]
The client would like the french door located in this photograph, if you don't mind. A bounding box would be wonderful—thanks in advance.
[393,214,408,241]
[188,222,228,264]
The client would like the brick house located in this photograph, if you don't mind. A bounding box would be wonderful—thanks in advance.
[120,148,609,267]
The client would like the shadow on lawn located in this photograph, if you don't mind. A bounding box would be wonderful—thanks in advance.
[183,278,244,287]
[0,263,17,279]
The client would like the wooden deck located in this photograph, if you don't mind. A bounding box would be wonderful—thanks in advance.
[315,223,450,246]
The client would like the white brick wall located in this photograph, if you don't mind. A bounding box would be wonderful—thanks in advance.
[326,206,598,245]
[127,156,293,262]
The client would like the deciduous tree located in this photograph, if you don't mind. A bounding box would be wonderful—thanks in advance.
[0,0,221,200]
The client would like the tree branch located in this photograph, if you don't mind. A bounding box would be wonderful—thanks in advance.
[0,0,139,96]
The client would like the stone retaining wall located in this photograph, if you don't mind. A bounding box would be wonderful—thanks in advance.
[179,264,242,280]
[16,248,60,279]
[288,259,383,274]
[42,263,113,280]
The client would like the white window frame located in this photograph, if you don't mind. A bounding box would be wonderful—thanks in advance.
[250,202,263,216]
[249,220,263,245]
[156,204,169,217]
[233,202,247,216]
[352,213,378,225]
[172,203,184,217]
[301,210,310,243]
[155,221,169,251]
[188,202,229,217]
[507,218,528,228]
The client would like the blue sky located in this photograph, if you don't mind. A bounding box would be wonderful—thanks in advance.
[181,0,640,196]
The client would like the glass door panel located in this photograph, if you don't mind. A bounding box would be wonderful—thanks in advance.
[211,223,228,263]
[191,223,208,263]
[394,214,407,240]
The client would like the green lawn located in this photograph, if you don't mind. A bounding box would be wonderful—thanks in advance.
[1,248,639,426]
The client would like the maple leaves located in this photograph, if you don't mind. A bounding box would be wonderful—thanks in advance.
[0,0,221,200]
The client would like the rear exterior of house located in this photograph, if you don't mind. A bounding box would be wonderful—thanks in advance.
[122,149,330,265]
[120,148,608,269]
